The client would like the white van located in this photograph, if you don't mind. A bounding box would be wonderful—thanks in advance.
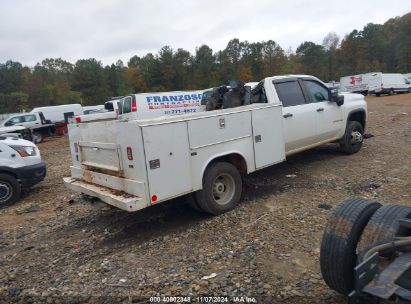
[367,73,411,96]
[0,136,46,207]
[118,90,203,120]
[31,104,83,123]
[340,74,369,95]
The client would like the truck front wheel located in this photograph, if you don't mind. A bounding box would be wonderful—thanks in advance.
[340,121,364,154]
[195,162,242,215]
[32,132,43,144]
[0,174,21,208]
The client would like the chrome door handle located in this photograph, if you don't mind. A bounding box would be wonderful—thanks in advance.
[316,108,324,112]
[283,113,293,118]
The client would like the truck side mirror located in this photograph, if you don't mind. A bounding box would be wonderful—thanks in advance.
[330,89,344,106]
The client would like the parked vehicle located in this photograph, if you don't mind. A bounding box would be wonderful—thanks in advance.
[325,81,340,91]
[340,74,369,95]
[367,72,411,96]
[0,126,33,141]
[64,75,367,215]
[31,104,83,123]
[0,112,55,143]
[73,98,122,123]
[82,105,105,115]
[404,73,411,81]
[0,136,46,207]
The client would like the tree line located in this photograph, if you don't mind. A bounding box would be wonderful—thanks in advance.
[0,12,409,113]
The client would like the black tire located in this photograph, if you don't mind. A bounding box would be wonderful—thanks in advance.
[0,174,22,208]
[340,121,364,154]
[186,194,202,212]
[376,93,381,97]
[194,162,242,215]
[357,204,411,262]
[320,198,381,295]
[32,131,43,144]
[389,89,394,96]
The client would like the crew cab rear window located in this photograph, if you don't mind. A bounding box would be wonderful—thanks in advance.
[303,80,330,102]
[274,80,306,107]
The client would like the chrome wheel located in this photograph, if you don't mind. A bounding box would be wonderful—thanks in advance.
[212,173,235,206]
[350,130,363,145]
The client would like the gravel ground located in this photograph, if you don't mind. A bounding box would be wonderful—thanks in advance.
[0,94,410,303]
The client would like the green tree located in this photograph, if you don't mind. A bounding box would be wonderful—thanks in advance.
[71,58,108,105]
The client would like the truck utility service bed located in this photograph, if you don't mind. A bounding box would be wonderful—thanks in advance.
[64,103,285,211]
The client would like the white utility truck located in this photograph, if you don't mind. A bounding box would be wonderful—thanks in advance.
[367,72,411,96]
[0,136,46,207]
[64,75,367,215]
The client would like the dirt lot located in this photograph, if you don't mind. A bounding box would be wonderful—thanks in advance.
[0,94,410,303]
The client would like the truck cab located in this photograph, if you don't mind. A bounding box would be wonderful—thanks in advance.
[0,112,55,143]
[263,75,366,155]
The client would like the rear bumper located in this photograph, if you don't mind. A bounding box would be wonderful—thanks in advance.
[63,166,149,212]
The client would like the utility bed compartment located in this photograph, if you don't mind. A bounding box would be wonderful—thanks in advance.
[65,103,285,212]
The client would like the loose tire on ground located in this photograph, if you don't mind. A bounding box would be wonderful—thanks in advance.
[0,173,21,208]
[357,204,411,262]
[320,198,381,295]
[340,121,364,155]
[194,162,242,215]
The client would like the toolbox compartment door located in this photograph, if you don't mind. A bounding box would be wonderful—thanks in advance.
[142,122,191,203]
[79,141,122,172]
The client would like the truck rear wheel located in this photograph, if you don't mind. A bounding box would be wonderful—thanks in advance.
[340,121,364,154]
[32,132,43,144]
[0,174,21,208]
[194,162,242,215]
[320,198,381,295]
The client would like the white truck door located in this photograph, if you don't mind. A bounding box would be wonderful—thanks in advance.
[272,79,317,153]
[142,122,191,204]
[302,79,343,141]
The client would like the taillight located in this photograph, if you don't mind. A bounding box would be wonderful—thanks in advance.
[74,143,78,153]
[126,147,133,160]
[75,116,81,123]
[131,99,137,112]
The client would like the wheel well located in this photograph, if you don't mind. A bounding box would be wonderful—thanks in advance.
[0,170,19,181]
[208,153,247,174]
[348,111,366,129]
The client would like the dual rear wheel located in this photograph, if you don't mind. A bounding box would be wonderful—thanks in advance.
[188,162,242,215]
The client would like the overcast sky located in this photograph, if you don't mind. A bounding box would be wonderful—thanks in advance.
[0,0,410,66]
